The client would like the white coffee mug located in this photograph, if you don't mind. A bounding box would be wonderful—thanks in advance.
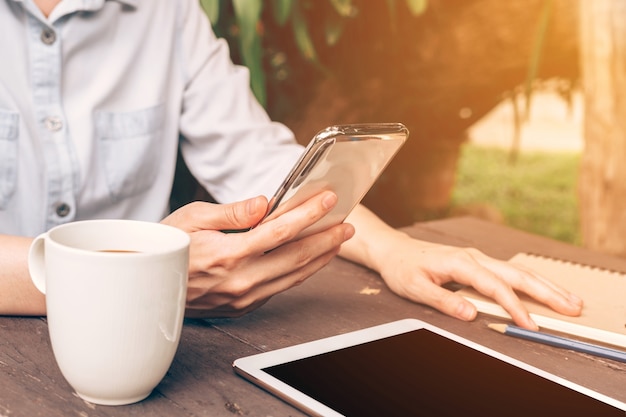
[28,219,190,405]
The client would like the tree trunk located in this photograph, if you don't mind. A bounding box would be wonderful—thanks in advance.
[578,0,626,256]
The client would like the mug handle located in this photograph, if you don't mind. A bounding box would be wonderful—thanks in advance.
[28,233,48,294]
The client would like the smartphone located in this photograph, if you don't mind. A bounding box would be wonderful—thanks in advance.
[258,123,408,239]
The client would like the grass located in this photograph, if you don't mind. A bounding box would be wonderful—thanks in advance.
[450,144,582,245]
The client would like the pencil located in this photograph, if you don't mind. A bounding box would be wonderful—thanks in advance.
[488,323,626,364]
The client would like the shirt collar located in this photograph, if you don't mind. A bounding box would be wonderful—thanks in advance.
[9,0,138,11]
[9,0,138,23]
[109,0,138,8]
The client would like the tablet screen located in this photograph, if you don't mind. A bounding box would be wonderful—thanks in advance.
[237,322,625,417]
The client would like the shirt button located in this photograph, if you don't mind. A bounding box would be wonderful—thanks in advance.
[44,116,63,132]
[55,203,71,217]
[41,28,56,45]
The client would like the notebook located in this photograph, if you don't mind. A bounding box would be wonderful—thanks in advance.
[456,253,626,348]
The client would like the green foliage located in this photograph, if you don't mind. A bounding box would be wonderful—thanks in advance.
[232,0,264,104]
[451,144,581,245]
[199,0,219,22]
[524,0,554,120]
[271,0,294,25]
[199,0,428,106]
[291,3,317,62]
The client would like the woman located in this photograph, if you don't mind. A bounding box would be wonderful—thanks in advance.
[0,0,582,327]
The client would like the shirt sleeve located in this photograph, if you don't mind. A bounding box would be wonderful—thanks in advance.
[176,0,304,203]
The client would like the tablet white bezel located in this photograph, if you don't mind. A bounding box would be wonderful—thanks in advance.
[232,319,626,417]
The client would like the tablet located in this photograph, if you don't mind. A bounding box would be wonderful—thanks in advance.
[233,319,626,417]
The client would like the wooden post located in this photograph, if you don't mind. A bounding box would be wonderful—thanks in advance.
[578,0,626,256]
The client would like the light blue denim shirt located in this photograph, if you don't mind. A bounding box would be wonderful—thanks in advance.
[0,0,303,236]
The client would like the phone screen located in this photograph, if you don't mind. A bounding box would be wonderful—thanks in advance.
[260,123,408,240]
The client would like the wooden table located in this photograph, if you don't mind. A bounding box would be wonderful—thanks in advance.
[1,217,625,416]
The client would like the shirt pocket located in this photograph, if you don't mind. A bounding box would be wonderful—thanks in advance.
[95,103,164,202]
[0,109,19,209]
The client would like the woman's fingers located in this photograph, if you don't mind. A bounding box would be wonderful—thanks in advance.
[171,190,355,318]
[161,196,268,232]
[381,244,583,330]
[504,259,583,314]
[185,222,353,318]
[243,191,340,252]
[463,251,583,316]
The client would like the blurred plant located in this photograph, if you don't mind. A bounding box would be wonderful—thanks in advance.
[523,0,553,119]
[199,0,428,106]
[509,0,567,164]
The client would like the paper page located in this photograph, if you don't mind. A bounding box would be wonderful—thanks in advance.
[456,253,626,348]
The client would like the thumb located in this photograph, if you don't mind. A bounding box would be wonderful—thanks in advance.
[218,195,269,232]
[162,196,268,232]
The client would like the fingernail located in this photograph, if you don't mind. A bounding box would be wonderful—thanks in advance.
[456,302,476,321]
[322,192,338,210]
[568,293,583,306]
[247,197,261,216]
[344,225,355,240]
[527,317,539,331]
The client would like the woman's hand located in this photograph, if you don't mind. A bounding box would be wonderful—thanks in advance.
[161,192,354,318]
[340,205,583,330]
[376,235,583,330]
